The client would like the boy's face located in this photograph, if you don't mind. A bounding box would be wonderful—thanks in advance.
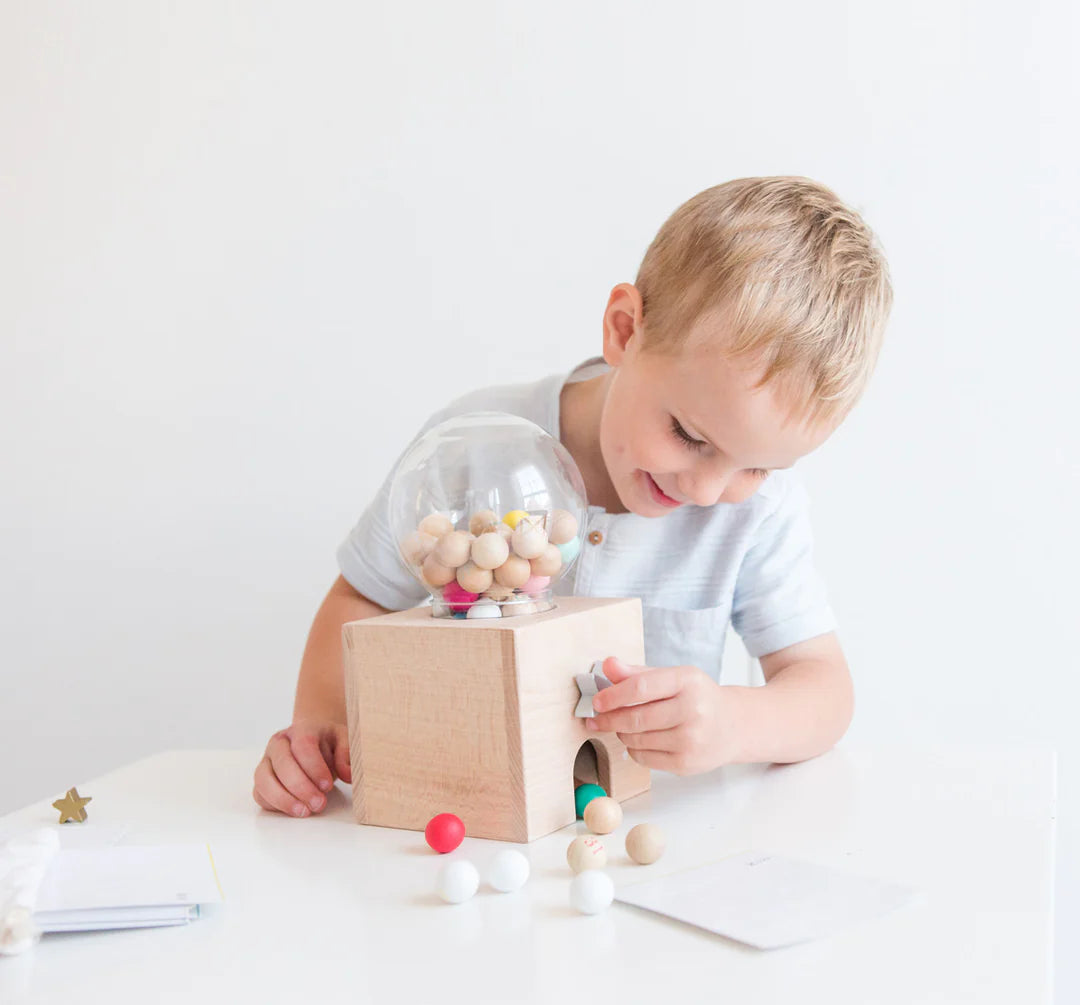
[598,285,836,515]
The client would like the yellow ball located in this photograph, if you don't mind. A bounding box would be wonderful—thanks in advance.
[502,510,529,530]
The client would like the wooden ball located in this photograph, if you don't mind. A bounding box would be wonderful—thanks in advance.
[493,554,531,589]
[456,561,493,594]
[419,513,453,538]
[547,509,579,545]
[401,530,437,566]
[482,584,515,602]
[421,554,456,587]
[471,532,510,571]
[626,823,666,865]
[433,530,471,568]
[511,519,548,560]
[468,509,498,536]
[583,796,622,835]
[566,835,607,874]
[495,522,513,542]
[529,543,563,577]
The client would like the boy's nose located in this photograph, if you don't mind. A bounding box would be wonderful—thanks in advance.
[677,470,731,507]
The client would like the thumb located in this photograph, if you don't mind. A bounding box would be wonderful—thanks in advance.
[333,728,353,784]
[601,656,647,683]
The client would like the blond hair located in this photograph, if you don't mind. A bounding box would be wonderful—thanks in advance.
[634,176,893,426]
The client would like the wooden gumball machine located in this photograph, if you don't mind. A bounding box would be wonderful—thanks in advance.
[341,411,651,842]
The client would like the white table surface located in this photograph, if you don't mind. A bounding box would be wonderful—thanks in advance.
[0,745,1056,1004]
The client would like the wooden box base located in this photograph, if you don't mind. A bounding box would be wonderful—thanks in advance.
[343,596,651,842]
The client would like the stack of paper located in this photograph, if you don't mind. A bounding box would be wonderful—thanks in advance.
[34,844,224,933]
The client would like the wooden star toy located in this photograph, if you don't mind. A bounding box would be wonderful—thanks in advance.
[52,787,92,823]
[574,660,614,718]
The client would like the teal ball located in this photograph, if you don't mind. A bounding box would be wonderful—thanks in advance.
[574,783,607,819]
[557,538,581,564]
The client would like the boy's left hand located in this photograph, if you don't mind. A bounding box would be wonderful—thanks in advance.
[586,656,750,775]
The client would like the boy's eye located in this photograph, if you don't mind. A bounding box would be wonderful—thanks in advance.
[670,417,707,451]
[670,417,770,479]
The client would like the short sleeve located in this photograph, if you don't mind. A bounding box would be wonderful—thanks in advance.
[335,415,448,612]
[730,474,837,659]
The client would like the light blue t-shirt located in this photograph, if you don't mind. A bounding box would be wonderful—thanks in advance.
[337,357,837,680]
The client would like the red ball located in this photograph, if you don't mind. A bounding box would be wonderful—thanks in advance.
[425,812,465,854]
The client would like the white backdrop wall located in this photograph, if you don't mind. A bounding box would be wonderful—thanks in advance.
[2,1,1077,997]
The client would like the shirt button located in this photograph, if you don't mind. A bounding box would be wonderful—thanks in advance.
[588,530,604,545]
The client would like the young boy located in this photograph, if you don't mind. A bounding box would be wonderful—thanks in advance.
[253,176,892,818]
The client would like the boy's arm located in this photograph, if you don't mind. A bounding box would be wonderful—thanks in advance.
[591,632,853,774]
[253,576,389,817]
[293,575,390,724]
[737,631,854,764]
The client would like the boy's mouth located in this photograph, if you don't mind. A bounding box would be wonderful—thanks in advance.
[644,471,683,508]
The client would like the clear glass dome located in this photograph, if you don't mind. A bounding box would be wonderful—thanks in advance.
[388,411,588,619]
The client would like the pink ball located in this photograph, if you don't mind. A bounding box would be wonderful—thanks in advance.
[522,575,551,596]
[425,812,465,853]
[443,581,479,613]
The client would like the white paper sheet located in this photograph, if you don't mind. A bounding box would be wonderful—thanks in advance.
[615,851,921,949]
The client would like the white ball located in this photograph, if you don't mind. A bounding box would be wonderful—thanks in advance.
[487,850,530,892]
[436,860,479,904]
[569,870,614,915]
[466,598,502,619]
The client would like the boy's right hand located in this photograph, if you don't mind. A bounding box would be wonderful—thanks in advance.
[252,720,352,817]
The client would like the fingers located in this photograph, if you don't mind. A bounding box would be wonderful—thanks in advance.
[624,748,688,773]
[262,733,327,814]
[332,729,353,784]
[593,666,683,715]
[589,696,683,735]
[616,727,683,752]
[289,731,335,794]
[253,754,311,817]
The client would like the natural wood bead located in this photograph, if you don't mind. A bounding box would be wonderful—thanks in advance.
[529,543,562,577]
[547,509,578,545]
[433,530,471,568]
[583,796,622,835]
[495,523,513,542]
[469,509,499,536]
[471,532,510,571]
[625,823,665,865]
[493,554,531,588]
[511,518,548,560]
[421,554,456,587]
[482,584,515,602]
[456,561,493,594]
[401,530,437,566]
[418,513,454,538]
[566,836,607,874]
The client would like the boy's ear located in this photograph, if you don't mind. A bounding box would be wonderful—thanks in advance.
[602,283,644,367]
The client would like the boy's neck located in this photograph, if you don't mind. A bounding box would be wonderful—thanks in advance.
[559,371,627,514]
